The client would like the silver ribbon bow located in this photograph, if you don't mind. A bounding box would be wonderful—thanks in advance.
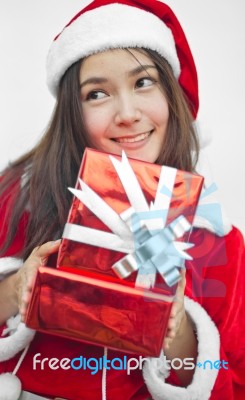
[112,209,192,287]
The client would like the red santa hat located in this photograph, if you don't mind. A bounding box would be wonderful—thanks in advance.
[46,0,199,119]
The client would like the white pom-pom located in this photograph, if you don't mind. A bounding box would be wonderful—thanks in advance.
[0,373,21,400]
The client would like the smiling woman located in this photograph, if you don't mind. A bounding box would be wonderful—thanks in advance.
[79,49,170,163]
[0,1,244,400]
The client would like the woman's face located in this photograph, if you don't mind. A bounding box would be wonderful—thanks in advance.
[79,49,169,163]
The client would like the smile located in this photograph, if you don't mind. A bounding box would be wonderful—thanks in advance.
[113,131,152,143]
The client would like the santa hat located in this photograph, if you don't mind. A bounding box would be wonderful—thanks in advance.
[46,0,199,119]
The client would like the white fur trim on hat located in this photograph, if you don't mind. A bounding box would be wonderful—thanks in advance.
[0,257,23,280]
[47,3,180,96]
[143,296,220,400]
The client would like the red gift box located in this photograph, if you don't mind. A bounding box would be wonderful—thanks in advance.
[26,148,203,356]
[25,266,173,356]
[57,148,204,286]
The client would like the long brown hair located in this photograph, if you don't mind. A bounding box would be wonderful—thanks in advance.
[0,48,199,259]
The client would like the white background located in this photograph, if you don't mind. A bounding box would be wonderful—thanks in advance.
[0,0,244,236]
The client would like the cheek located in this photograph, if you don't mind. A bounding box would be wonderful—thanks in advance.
[145,94,169,126]
[82,107,109,140]
[155,97,169,124]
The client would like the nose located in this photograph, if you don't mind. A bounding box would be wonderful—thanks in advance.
[114,93,141,125]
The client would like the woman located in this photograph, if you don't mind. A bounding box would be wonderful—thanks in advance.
[0,1,244,399]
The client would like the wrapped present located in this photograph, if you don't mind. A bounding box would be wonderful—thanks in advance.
[25,266,173,356]
[58,148,204,288]
[26,148,204,356]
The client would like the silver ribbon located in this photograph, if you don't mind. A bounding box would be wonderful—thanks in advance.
[112,209,192,287]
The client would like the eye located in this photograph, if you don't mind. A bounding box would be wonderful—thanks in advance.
[86,90,107,101]
[135,77,155,89]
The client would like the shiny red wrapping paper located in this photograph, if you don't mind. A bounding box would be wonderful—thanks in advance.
[25,266,173,356]
[57,148,204,281]
[26,148,204,356]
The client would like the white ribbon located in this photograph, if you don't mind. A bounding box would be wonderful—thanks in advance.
[109,152,149,212]
[62,152,193,287]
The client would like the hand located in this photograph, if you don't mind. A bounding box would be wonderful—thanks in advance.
[15,240,61,321]
[163,269,186,350]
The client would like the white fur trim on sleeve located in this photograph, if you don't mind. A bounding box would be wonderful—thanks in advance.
[193,208,232,236]
[0,257,23,280]
[143,296,220,400]
[0,257,36,361]
[191,179,232,236]
[0,314,35,362]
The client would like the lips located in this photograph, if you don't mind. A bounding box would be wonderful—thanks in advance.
[112,130,152,143]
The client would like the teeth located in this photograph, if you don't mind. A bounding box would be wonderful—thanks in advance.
[114,131,151,143]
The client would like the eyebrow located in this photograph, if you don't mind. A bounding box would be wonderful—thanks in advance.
[128,64,157,77]
[80,64,157,88]
[80,77,108,88]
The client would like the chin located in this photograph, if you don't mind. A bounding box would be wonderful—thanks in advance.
[124,151,157,163]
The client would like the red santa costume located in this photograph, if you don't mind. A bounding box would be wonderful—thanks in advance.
[0,1,245,399]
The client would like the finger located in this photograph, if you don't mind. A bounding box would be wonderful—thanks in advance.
[172,273,186,306]
[19,241,61,314]
[25,269,38,291]
[170,300,182,317]
[178,269,186,290]
[165,326,176,339]
[19,295,28,320]
[19,284,35,321]
[167,317,176,330]
[163,336,173,350]
[31,239,61,259]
